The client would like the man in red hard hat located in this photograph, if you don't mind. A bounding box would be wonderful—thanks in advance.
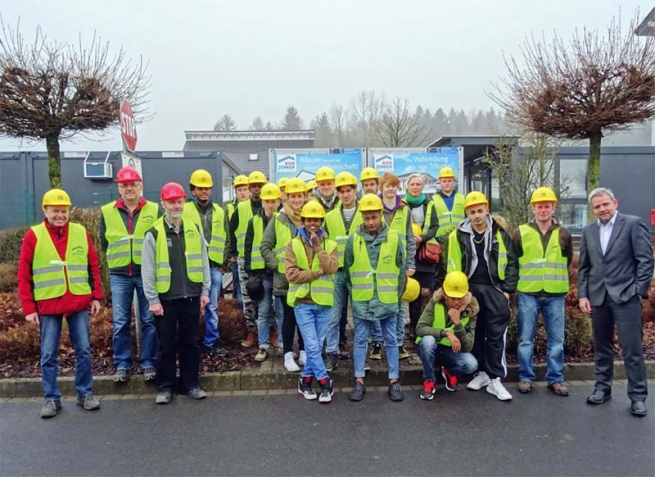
[141,182,210,405]
[100,167,160,384]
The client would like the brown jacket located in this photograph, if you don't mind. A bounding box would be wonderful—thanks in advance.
[284,232,339,305]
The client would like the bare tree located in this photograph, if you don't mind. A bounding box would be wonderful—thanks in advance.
[491,13,655,218]
[350,90,384,146]
[214,114,237,131]
[483,134,570,231]
[0,18,150,187]
[377,97,429,147]
[329,103,349,147]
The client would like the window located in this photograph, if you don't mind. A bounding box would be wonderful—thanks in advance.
[558,203,588,230]
[249,153,258,161]
[559,159,587,199]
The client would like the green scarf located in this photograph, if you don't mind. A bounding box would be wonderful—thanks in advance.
[405,193,426,207]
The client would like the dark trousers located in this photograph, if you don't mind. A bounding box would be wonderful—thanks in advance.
[409,271,434,331]
[281,298,305,354]
[154,297,201,393]
[470,284,511,379]
[339,300,348,344]
[591,293,648,401]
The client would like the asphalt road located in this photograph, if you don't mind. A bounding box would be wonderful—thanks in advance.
[1,383,653,477]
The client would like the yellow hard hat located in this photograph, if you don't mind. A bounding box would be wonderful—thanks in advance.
[401,277,420,302]
[530,186,558,205]
[260,183,282,201]
[305,180,317,192]
[277,177,289,189]
[464,191,488,209]
[360,167,380,182]
[412,223,422,237]
[248,171,267,185]
[285,178,306,195]
[233,175,249,188]
[335,172,358,190]
[42,189,72,210]
[358,193,383,212]
[315,167,336,183]
[443,271,469,299]
[190,169,213,188]
[301,202,326,219]
[438,167,456,180]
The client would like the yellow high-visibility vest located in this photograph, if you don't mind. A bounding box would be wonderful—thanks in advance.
[101,201,158,268]
[433,194,465,238]
[183,202,227,263]
[517,225,568,294]
[153,218,204,293]
[287,237,337,306]
[349,230,401,305]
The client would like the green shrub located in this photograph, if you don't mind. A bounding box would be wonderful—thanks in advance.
[0,226,29,264]
[0,263,17,292]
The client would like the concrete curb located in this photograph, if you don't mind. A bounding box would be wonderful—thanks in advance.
[2,360,655,398]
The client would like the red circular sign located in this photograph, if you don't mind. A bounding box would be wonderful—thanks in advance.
[120,100,137,152]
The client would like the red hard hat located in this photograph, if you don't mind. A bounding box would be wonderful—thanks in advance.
[160,182,186,201]
[116,167,142,183]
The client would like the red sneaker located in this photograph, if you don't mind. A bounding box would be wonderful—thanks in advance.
[420,379,436,400]
[441,366,459,392]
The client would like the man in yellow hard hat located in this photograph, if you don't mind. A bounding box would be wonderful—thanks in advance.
[323,172,362,370]
[447,191,518,401]
[183,169,231,357]
[515,187,573,397]
[245,184,282,362]
[305,180,317,202]
[260,178,307,371]
[312,167,340,212]
[360,167,380,195]
[345,194,406,403]
[226,175,250,310]
[100,167,159,383]
[229,171,267,348]
[18,189,104,418]
[433,167,466,287]
[416,271,479,400]
[285,202,339,402]
[277,177,288,205]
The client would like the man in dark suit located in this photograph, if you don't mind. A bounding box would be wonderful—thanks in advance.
[578,187,653,417]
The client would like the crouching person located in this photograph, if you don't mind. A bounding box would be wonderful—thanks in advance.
[18,189,104,418]
[285,202,339,403]
[142,183,211,405]
[416,271,478,400]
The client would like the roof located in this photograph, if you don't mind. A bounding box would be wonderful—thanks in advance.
[635,7,655,36]
[184,130,315,142]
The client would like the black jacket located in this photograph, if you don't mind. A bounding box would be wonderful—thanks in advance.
[452,216,519,294]
[244,208,275,277]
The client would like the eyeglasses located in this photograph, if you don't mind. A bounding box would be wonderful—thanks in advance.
[118,182,142,189]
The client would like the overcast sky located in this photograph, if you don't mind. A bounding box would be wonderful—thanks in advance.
[0,0,651,151]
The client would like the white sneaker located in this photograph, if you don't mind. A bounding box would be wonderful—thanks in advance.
[298,350,307,366]
[486,377,513,401]
[466,371,490,390]
[284,352,300,372]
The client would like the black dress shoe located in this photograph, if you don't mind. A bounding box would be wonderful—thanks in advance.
[586,389,611,404]
[630,401,647,417]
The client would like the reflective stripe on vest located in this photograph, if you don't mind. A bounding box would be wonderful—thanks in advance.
[274,218,295,274]
[517,225,568,293]
[349,230,400,305]
[250,214,276,270]
[447,229,507,280]
[31,222,91,300]
[287,237,337,307]
[324,206,363,268]
[415,302,470,346]
[433,194,466,238]
[101,201,158,268]
[182,201,227,263]
[153,218,204,293]
[235,200,254,257]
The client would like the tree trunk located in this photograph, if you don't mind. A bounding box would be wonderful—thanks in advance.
[46,134,62,188]
[586,130,602,221]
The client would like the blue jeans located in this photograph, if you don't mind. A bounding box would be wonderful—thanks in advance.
[370,305,405,346]
[203,267,223,348]
[354,317,399,379]
[110,274,156,369]
[294,303,330,380]
[326,269,349,354]
[418,335,478,381]
[274,296,284,350]
[257,276,276,349]
[232,260,243,308]
[517,293,565,384]
[40,310,93,400]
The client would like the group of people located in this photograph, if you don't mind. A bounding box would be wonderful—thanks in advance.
[18,163,652,418]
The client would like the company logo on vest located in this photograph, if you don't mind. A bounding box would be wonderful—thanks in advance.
[71,245,85,257]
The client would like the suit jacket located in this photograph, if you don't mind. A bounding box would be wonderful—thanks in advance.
[578,212,653,306]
